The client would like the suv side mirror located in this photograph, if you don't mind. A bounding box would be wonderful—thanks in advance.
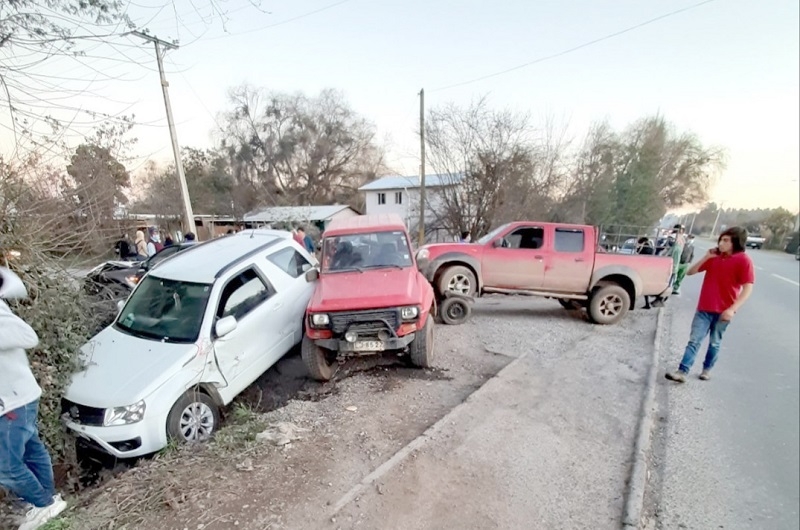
[215,316,237,338]
[305,268,319,282]
[116,299,125,312]
[492,238,505,248]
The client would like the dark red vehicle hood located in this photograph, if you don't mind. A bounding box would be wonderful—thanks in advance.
[309,267,429,313]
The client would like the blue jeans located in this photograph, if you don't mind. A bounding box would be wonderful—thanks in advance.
[678,311,730,373]
[0,400,56,507]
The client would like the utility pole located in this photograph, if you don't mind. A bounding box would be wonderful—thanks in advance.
[711,203,724,237]
[132,31,195,238]
[417,88,426,248]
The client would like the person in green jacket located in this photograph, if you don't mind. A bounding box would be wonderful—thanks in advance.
[673,234,695,295]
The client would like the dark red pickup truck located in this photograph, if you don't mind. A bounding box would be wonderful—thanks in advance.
[416,221,673,325]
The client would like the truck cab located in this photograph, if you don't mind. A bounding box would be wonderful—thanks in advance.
[302,214,435,380]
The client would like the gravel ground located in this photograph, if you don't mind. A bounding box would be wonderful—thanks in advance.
[4,295,659,530]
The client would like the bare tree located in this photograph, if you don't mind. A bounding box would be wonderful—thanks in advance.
[424,97,536,237]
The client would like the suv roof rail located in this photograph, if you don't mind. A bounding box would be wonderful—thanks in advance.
[214,237,284,279]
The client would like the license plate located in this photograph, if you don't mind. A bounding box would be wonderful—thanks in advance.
[353,340,385,352]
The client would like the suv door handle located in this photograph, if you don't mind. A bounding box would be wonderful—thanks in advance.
[534,255,544,260]
[575,258,585,262]
[273,303,283,311]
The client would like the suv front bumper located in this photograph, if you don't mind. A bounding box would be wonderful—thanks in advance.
[315,332,415,353]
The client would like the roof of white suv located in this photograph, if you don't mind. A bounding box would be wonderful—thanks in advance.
[151,231,289,283]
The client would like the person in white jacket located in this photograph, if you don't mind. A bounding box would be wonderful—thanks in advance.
[0,267,67,530]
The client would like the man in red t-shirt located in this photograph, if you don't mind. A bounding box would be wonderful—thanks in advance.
[665,227,755,383]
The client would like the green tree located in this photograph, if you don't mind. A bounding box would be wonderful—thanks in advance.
[65,144,130,221]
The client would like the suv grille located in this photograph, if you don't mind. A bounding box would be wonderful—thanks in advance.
[329,309,399,335]
[61,399,105,426]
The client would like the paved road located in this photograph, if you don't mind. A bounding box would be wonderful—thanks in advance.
[652,241,799,529]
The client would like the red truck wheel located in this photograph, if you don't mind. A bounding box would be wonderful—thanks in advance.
[410,315,435,368]
[588,284,630,325]
[438,266,476,297]
[301,336,337,381]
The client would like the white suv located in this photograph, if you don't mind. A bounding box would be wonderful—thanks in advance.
[62,230,318,457]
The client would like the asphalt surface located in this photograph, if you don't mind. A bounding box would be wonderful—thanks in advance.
[652,241,800,529]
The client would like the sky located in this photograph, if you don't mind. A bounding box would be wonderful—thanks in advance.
[2,0,798,212]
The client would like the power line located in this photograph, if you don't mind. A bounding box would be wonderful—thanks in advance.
[432,0,718,92]
[202,0,354,42]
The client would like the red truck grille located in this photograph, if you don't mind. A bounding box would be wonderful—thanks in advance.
[329,309,399,335]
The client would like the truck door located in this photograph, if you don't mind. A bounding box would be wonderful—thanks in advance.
[481,225,546,290]
[543,226,593,293]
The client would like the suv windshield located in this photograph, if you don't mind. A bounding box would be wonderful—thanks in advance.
[116,276,212,343]
[322,230,413,272]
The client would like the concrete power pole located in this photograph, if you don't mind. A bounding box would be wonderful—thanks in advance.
[417,88,426,248]
[710,203,724,237]
[133,31,195,238]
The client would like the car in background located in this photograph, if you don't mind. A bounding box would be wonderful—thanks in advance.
[746,234,766,249]
[61,230,318,458]
[84,243,197,298]
[302,214,435,381]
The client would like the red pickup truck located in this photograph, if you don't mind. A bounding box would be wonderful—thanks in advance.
[416,221,673,325]
[302,214,435,380]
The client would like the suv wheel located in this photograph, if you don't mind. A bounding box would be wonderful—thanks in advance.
[166,391,220,444]
[409,314,435,368]
[301,336,337,381]
[588,284,630,325]
[438,266,476,297]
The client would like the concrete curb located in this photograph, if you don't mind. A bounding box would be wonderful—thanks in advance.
[330,344,537,516]
[622,306,667,528]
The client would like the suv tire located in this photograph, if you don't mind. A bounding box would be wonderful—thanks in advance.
[166,391,220,444]
[409,314,434,368]
[301,336,337,381]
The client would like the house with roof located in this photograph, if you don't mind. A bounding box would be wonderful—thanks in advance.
[242,204,359,233]
[357,174,462,241]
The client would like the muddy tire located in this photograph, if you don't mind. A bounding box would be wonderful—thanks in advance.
[588,284,630,325]
[166,391,220,444]
[437,265,477,297]
[409,314,435,368]
[301,335,337,381]
[439,296,471,325]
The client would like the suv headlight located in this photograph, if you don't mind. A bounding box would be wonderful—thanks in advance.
[103,400,146,426]
[416,248,430,261]
[400,306,419,320]
[310,313,330,327]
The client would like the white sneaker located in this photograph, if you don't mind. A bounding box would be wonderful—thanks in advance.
[18,495,67,530]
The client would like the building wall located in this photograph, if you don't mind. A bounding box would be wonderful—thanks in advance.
[364,188,449,226]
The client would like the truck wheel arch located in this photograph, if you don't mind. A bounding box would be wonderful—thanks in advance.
[590,270,639,309]
[430,255,482,294]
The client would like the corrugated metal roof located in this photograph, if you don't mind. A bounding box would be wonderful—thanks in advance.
[324,213,407,235]
[358,173,463,191]
[243,205,356,223]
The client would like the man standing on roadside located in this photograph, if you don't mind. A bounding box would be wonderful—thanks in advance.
[672,234,696,295]
[0,267,67,530]
[665,227,755,383]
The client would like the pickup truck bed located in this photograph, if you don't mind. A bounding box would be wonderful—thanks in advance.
[417,221,673,325]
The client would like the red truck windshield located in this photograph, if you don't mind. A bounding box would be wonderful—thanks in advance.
[322,230,413,272]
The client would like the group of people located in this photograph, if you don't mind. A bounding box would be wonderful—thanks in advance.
[115,229,197,261]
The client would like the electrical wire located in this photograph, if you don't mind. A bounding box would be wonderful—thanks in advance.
[432,0,719,92]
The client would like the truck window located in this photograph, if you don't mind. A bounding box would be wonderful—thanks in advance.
[506,227,544,250]
[554,228,585,253]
